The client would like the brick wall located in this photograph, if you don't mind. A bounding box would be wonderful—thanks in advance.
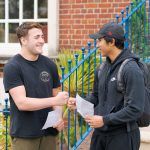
[59,0,131,49]
[0,64,4,78]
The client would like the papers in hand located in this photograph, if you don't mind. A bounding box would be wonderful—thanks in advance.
[42,109,62,130]
[76,94,94,118]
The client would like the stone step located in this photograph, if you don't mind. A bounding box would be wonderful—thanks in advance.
[140,126,150,150]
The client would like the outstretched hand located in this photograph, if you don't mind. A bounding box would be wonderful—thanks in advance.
[68,97,76,110]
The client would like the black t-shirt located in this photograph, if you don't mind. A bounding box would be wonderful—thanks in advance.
[3,54,60,138]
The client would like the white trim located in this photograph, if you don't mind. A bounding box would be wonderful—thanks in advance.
[19,0,23,23]
[0,43,48,56]
[48,0,59,56]
[0,19,48,23]
[34,0,38,19]
[5,0,8,43]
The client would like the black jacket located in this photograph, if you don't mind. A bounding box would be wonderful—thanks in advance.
[86,49,145,132]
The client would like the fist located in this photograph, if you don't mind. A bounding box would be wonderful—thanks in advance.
[68,97,76,110]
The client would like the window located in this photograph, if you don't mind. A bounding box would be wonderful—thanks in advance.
[0,0,48,44]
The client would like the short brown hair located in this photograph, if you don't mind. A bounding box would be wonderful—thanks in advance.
[16,22,43,44]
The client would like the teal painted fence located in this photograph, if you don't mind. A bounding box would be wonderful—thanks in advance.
[0,0,150,149]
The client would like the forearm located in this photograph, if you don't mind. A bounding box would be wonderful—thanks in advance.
[17,96,58,111]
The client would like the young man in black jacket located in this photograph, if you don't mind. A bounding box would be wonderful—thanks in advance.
[68,22,145,150]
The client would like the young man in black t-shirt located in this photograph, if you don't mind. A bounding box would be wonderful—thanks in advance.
[3,22,68,150]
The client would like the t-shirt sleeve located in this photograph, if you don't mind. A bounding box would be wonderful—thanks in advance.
[51,63,61,88]
[3,63,24,93]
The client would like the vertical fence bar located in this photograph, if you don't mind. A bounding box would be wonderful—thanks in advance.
[5,98,8,150]
[61,67,65,150]
[74,53,79,147]
[68,60,72,150]
[148,0,150,47]
[143,0,147,60]
[135,0,138,55]
[94,39,97,75]
[130,2,134,52]
[121,9,124,28]
[125,6,129,49]
[80,47,85,138]
[116,15,120,24]
[139,1,142,58]
[88,42,91,96]
[87,42,91,130]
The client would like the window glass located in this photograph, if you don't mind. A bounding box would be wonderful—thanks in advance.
[9,23,19,43]
[23,0,34,19]
[38,0,47,18]
[0,23,5,42]
[0,0,5,19]
[9,0,19,19]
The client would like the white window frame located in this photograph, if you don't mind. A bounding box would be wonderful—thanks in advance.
[0,0,48,57]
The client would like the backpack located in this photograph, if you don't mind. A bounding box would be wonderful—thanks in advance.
[98,58,150,127]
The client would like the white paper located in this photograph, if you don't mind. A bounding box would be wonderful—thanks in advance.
[42,109,62,130]
[76,94,94,118]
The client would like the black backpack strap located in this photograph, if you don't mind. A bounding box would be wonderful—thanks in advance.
[117,58,134,93]
[117,58,135,132]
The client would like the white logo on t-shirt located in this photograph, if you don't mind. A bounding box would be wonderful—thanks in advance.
[40,71,50,82]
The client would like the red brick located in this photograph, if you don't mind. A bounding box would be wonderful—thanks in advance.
[63,40,69,44]
[69,30,75,34]
[72,25,84,29]
[60,30,69,34]
[82,30,89,34]
[0,72,3,77]
[60,14,71,19]
[94,9,100,13]
[82,20,88,24]
[70,40,75,45]
[76,30,82,34]
[76,40,82,45]
[114,0,124,2]
[87,9,94,13]
[72,14,84,19]
[60,5,71,9]
[72,4,84,9]
[68,10,75,13]
[60,0,70,3]
[99,3,111,8]
[82,0,88,2]
[87,19,95,24]
[60,25,71,29]
[81,9,87,13]
[85,4,98,8]
[74,9,81,14]
[85,14,98,19]
[119,3,130,7]
[101,9,108,13]
[72,35,84,39]
[75,20,82,24]
[108,8,115,13]
[99,14,111,18]
[76,0,82,3]
[60,10,69,14]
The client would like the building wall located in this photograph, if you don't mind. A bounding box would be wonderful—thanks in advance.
[59,0,131,49]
